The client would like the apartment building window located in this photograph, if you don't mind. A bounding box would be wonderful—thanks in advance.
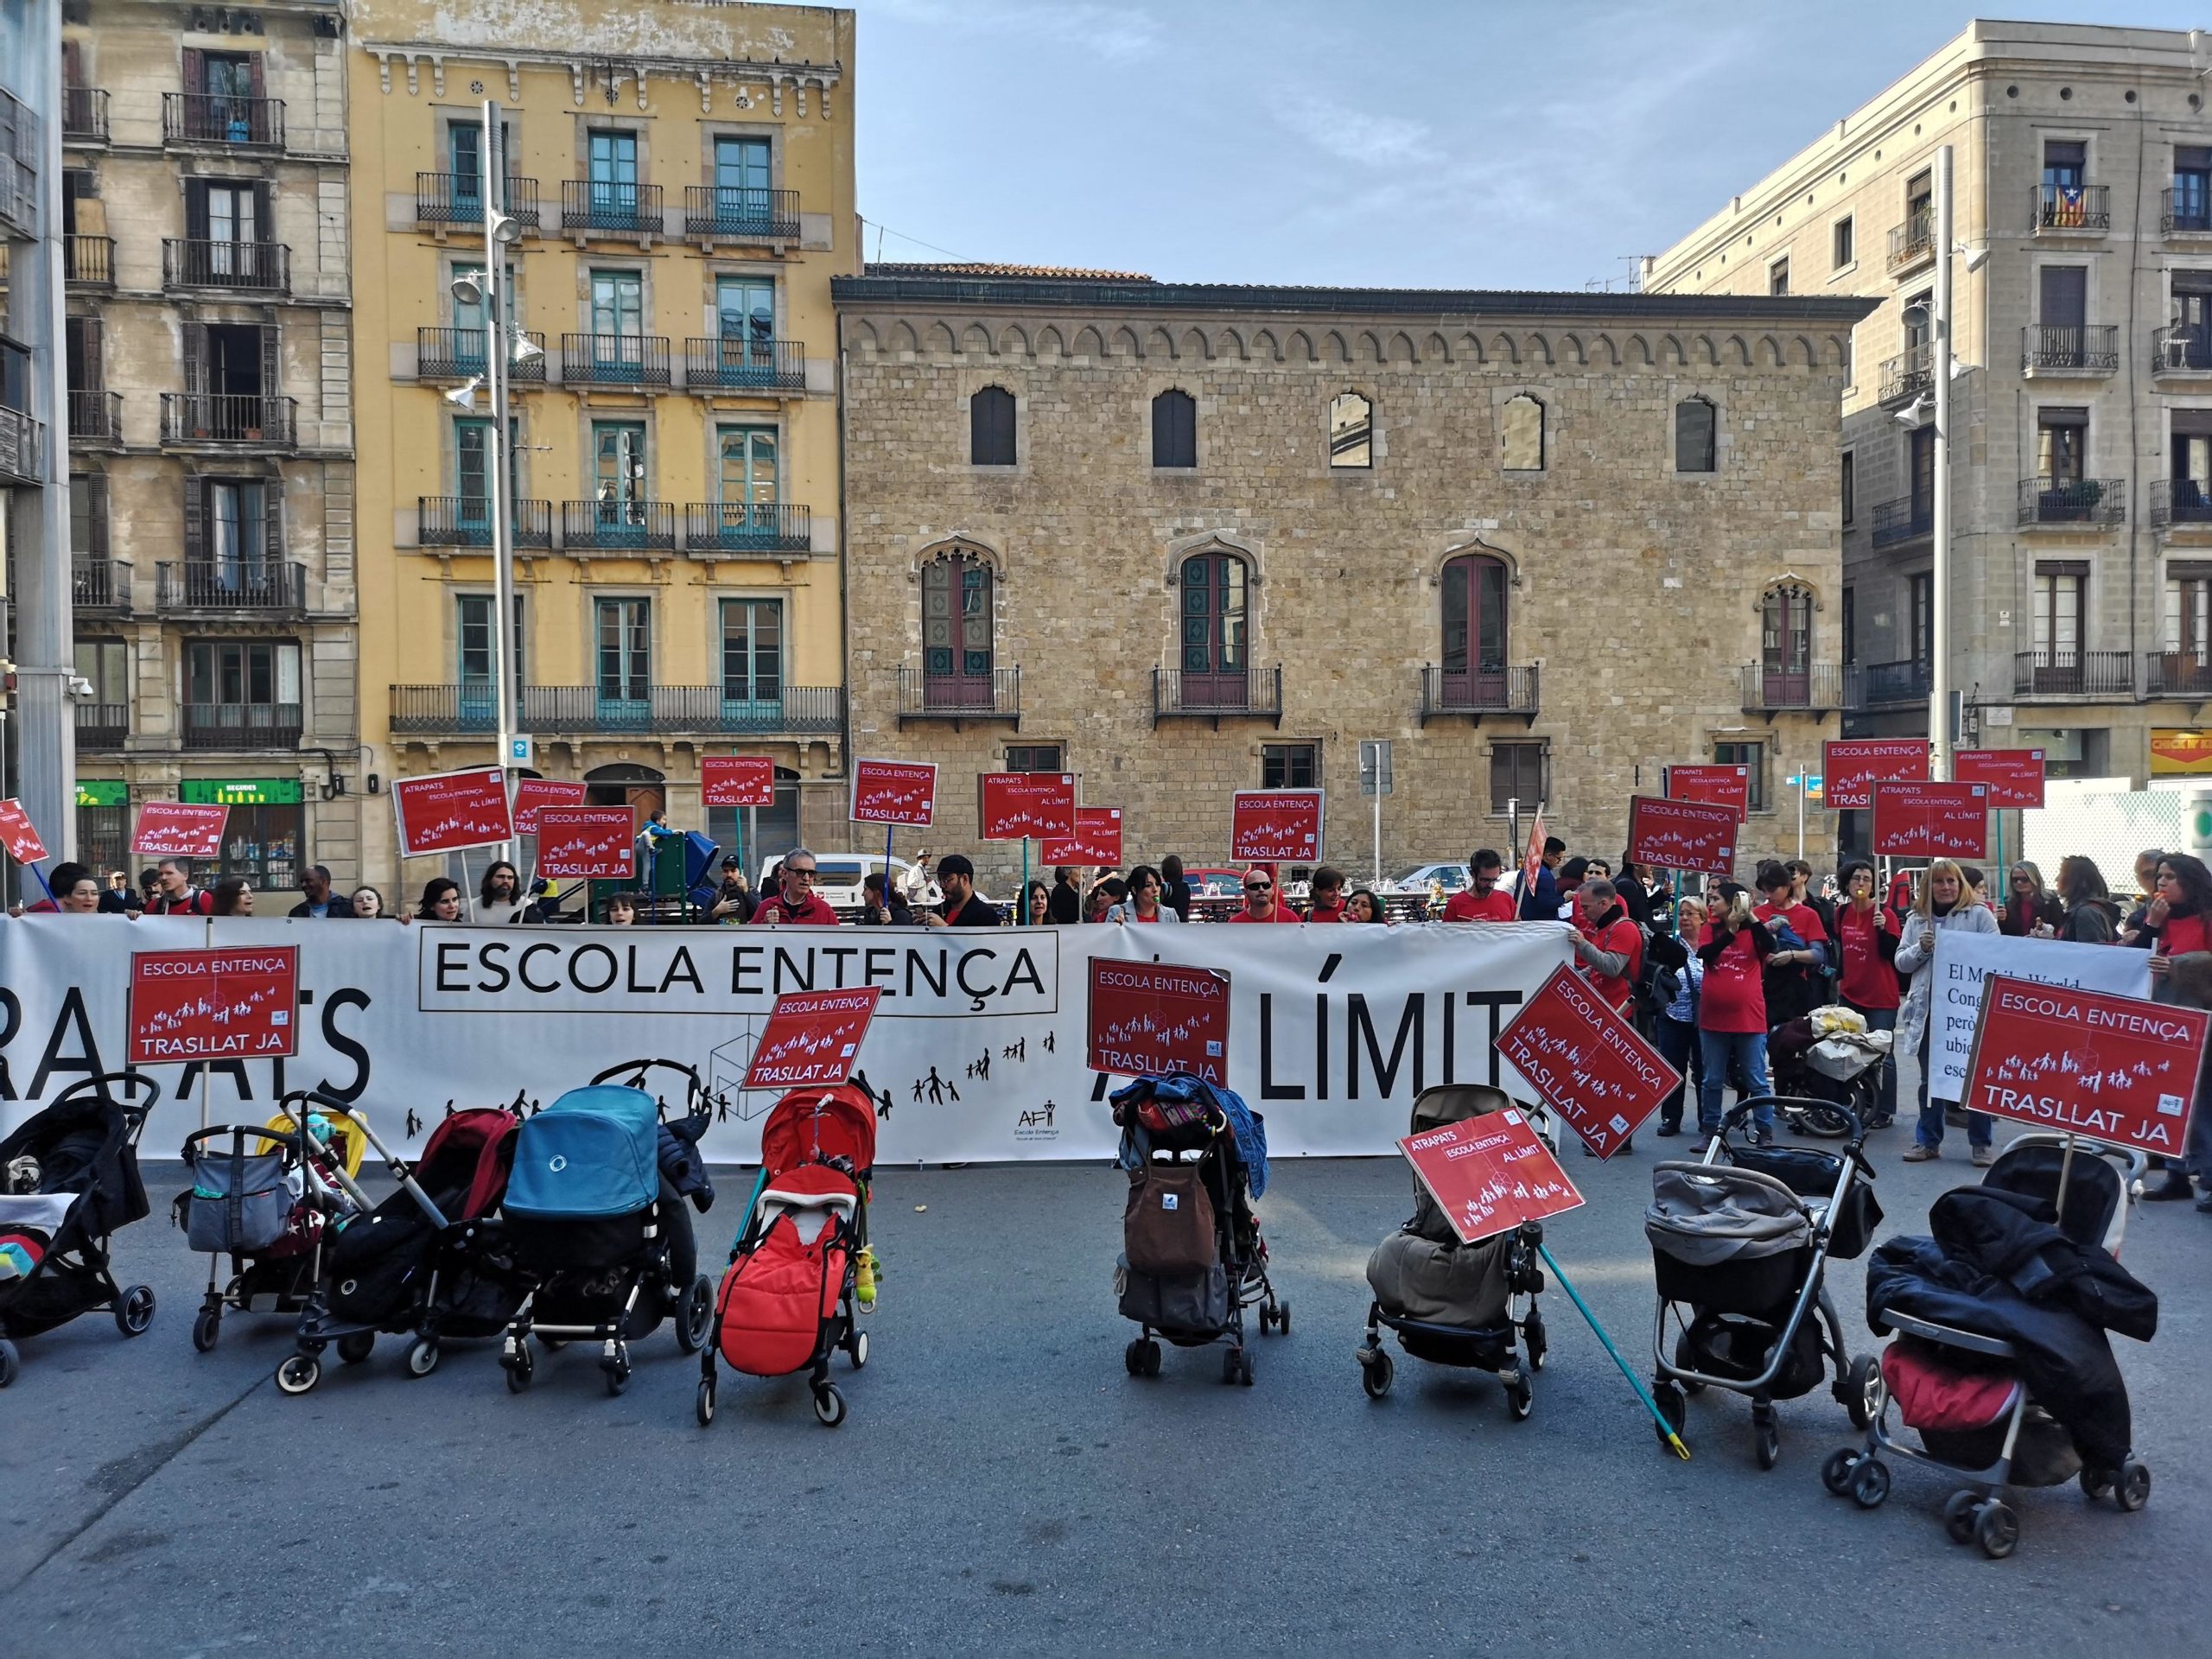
[593,421,648,540]
[1331,391,1373,468]
[588,270,644,378]
[1841,586,1857,666]
[720,597,784,716]
[456,593,525,728]
[1714,741,1768,813]
[2037,406,2088,488]
[2045,140,2087,192]
[69,472,108,563]
[1675,397,1716,473]
[1153,389,1197,468]
[1487,741,1548,814]
[447,118,512,219]
[2164,563,2212,664]
[718,424,778,505]
[716,275,773,346]
[1005,745,1064,772]
[922,552,995,706]
[595,597,652,716]
[2173,410,2212,521]
[970,385,1015,466]
[586,130,640,221]
[1500,394,1542,473]
[65,315,101,407]
[1904,288,1933,362]
[712,135,772,219]
[1769,257,1789,296]
[182,321,276,437]
[1841,451,1855,525]
[1908,572,1932,666]
[2175,147,2212,232]
[2036,267,2094,374]
[75,638,126,715]
[1906,169,1933,239]
[2033,561,2088,665]
[1262,744,1317,790]
[185,639,301,737]
[1832,216,1853,269]
[181,48,267,143]
[1910,424,1936,525]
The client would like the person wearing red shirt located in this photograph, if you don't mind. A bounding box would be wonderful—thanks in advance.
[1752,861,1829,1030]
[146,859,214,916]
[748,848,842,925]
[1696,883,1777,1143]
[1227,869,1300,922]
[1834,859,1900,1128]
[1442,849,1519,923]
[2145,853,2212,1206]
[1304,865,1347,923]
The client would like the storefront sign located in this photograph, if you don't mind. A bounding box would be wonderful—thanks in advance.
[1230,790,1325,863]
[181,779,304,806]
[1086,958,1230,1082]
[1823,738,1931,811]
[2151,728,2212,776]
[76,780,130,810]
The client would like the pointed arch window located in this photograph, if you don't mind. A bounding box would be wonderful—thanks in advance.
[1441,553,1510,706]
[1676,397,1717,473]
[1179,548,1249,705]
[1760,583,1815,705]
[922,550,995,709]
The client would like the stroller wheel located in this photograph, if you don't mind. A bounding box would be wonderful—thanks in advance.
[812,1384,848,1427]
[1237,1349,1255,1387]
[1671,1334,1706,1395]
[696,1376,716,1427]
[1139,1339,1161,1377]
[1221,1345,1244,1386]
[2117,1459,2152,1512]
[1942,1490,1980,1545]
[602,1344,631,1396]
[0,1338,18,1389]
[404,1338,441,1378]
[504,1352,532,1394]
[191,1307,221,1354]
[1651,1381,1687,1448]
[848,1329,869,1370]
[676,1274,713,1357]
[1843,1353,1884,1430]
[337,1332,375,1365]
[114,1284,156,1338]
[1505,1375,1534,1421]
[1821,1448,1859,1497]
[1849,1458,1891,1510]
[1754,1414,1782,1471]
[1524,1312,1546,1372]
[1361,1350,1395,1400]
[1974,1500,2019,1560]
[1275,1299,1291,1336]
[274,1354,320,1396]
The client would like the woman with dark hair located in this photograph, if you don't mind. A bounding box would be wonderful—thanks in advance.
[210,877,254,917]
[1084,879,1126,923]
[1022,880,1052,926]
[2144,853,2212,1206]
[476,860,529,924]
[1613,855,1655,927]
[1897,857,2000,1164]
[1048,866,1084,925]
[1106,865,1180,923]
[411,877,463,923]
[1999,861,2064,938]
[1344,888,1389,924]
[1833,859,1900,1129]
[2056,855,2120,944]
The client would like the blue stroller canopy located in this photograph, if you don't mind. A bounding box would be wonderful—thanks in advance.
[505,1086,660,1219]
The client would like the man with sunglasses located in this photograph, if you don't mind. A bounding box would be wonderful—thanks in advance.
[1228,868,1299,923]
[748,847,842,925]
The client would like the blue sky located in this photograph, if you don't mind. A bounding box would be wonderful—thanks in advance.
[850,1,2206,288]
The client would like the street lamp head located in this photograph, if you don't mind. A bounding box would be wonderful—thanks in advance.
[1895,392,1934,429]
[510,333,544,365]
[449,271,485,306]
[1901,302,1931,332]
[1960,244,1991,274]
[489,211,522,245]
[444,377,483,410]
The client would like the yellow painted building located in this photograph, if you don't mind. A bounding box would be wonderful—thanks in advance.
[348,0,855,896]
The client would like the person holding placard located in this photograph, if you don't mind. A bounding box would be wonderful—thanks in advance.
[1696,883,1777,1146]
[1834,860,1900,1130]
[1897,859,1999,1166]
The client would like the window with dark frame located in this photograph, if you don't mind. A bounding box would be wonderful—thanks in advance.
[1675,397,1716,473]
[1262,743,1316,790]
[2036,405,2088,487]
[2164,561,2212,663]
[1833,216,1854,269]
[2175,146,2212,232]
[2033,560,2088,663]
[1769,258,1789,296]
[1714,741,1768,813]
[969,385,1015,467]
[1152,389,1197,468]
[1004,745,1065,772]
[1487,741,1548,814]
[1841,451,1855,524]
[1841,587,1857,666]
[1909,572,1933,666]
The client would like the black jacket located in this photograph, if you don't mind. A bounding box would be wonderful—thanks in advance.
[1866,1185,2156,1470]
[940,893,1001,927]
[1048,880,1084,925]
[856,893,915,925]
[287,899,355,918]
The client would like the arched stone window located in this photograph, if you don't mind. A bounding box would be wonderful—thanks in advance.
[969,385,1015,466]
[1329,391,1371,468]
[1503,393,1545,472]
[1178,547,1249,703]
[1440,551,1510,707]
[1760,582,1815,704]
[1152,389,1197,468]
[921,550,995,708]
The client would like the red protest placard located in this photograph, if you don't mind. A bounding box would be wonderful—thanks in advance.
[1665,765,1750,821]
[1086,959,1230,1083]
[0,798,49,864]
[1626,794,1739,878]
[128,945,300,1064]
[1954,748,2047,810]
[977,772,1077,842]
[392,767,513,857]
[702,755,778,810]
[509,777,588,836]
[1872,780,1989,858]
[850,760,937,827]
[1823,738,1930,811]
[1039,806,1123,867]
[1496,964,1681,1158]
[1520,808,1548,893]
[1400,1106,1585,1245]
[743,987,885,1091]
[1962,974,2209,1159]
[131,801,228,859]
[1230,790,1324,863]
[535,806,638,880]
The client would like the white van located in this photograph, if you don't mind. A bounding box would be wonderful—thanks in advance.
[755,853,944,914]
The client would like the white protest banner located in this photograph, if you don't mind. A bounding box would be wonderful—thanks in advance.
[1925,929,2152,1103]
[0,917,1571,1163]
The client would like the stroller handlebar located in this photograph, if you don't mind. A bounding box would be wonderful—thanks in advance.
[49,1071,162,1119]
[589,1057,712,1120]
[1722,1094,1870,1153]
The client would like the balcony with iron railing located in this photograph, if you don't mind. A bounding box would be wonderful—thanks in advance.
[73,702,129,751]
[1150,665,1281,728]
[72,556,130,613]
[1870,494,1933,549]
[683,502,812,554]
[1417,663,1540,724]
[1887,212,1935,272]
[2151,323,2212,374]
[64,234,113,288]
[160,393,297,448]
[1878,346,1932,406]
[2018,475,2125,527]
[2147,652,2212,697]
[2149,477,2212,530]
[155,559,307,613]
[2163,186,2212,235]
[683,336,807,392]
[418,495,554,550]
[560,181,664,238]
[561,499,677,552]
[2032,182,2109,233]
[1847,658,1931,709]
[414,172,541,231]
[389,682,845,737]
[559,333,671,387]
[162,237,289,294]
[162,93,283,150]
[681,186,801,243]
[2013,650,2135,698]
[415,326,547,381]
[899,665,1023,727]
[1739,663,1847,715]
[67,389,122,447]
[61,86,109,145]
[0,401,43,486]
[2021,323,2118,375]
[183,701,302,751]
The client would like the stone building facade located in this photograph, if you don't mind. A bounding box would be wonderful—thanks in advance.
[53,0,361,887]
[832,269,1871,892]
[1649,19,2212,803]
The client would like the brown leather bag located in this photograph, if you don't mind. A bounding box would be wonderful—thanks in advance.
[1123,1166,1217,1277]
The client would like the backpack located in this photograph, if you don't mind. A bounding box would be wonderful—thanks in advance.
[1122,1166,1217,1278]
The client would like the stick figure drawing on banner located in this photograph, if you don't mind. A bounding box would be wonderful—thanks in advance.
[925,1066,945,1105]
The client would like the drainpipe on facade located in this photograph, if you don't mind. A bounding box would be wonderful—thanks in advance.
[835,308,852,825]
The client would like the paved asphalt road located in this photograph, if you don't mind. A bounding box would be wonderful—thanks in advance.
[3,1086,2206,1655]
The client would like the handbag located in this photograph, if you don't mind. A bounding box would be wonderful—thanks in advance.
[1122,1166,1217,1278]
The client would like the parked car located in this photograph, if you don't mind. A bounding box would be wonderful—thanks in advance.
[1384,861,1471,895]
[1183,868,1247,899]
[757,854,948,913]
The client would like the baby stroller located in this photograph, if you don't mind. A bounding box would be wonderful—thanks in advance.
[699,1082,875,1429]
[1645,1096,1885,1467]
[1110,1074,1283,1386]
[0,1072,159,1387]
[1824,1134,2154,1559]
[276,1088,523,1393]
[178,1103,371,1352]
[1357,1084,1548,1418]
[1771,1008,1892,1138]
[499,1058,715,1396]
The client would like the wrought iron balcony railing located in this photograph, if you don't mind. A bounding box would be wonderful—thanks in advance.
[561,499,677,551]
[560,180,664,236]
[2020,323,2118,373]
[1847,658,1931,708]
[1739,663,1846,714]
[683,502,811,553]
[2018,475,2125,527]
[183,702,302,750]
[2149,477,2212,529]
[899,666,1023,724]
[1417,664,1540,722]
[418,496,554,550]
[414,171,541,230]
[559,333,671,386]
[67,389,122,444]
[2013,650,2135,697]
[1870,494,1933,549]
[389,683,845,737]
[162,92,283,149]
[681,185,801,241]
[683,336,806,391]
[1151,665,1282,727]
[162,237,289,293]
[160,392,296,447]
[416,326,547,381]
[61,87,108,143]
[156,559,307,613]
[2147,652,2212,697]
[2032,182,2109,232]
[1886,212,1934,271]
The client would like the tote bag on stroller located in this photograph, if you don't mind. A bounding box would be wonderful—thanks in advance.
[1123,1166,1216,1278]
[183,1152,292,1256]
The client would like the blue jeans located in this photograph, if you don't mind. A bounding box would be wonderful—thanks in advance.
[1915,1035,1990,1149]
[1656,1015,1699,1128]
[1698,1029,1772,1137]
[1843,1001,1898,1125]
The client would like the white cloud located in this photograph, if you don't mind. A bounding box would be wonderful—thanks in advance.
[1279,95,1444,170]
